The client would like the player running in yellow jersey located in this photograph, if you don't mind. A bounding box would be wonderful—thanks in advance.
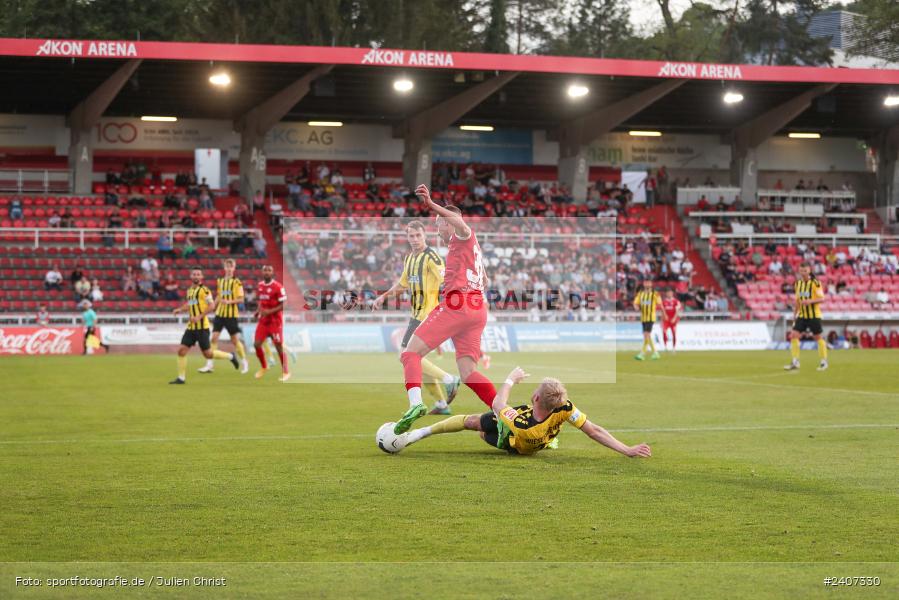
[785,261,828,372]
[170,268,238,384]
[373,220,461,416]
[400,366,652,458]
[199,258,249,374]
[633,279,662,361]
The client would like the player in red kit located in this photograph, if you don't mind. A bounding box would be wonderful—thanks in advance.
[661,289,682,352]
[254,265,290,382]
[393,184,497,435]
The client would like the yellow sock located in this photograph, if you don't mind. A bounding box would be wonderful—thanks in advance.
[790,338,800,360]
[642,340,650,354]
[210,341,218,353]
[649,338,656,353]
[423,381,447,403]
[213,350,232,360]
[421,358,452,384]
[177,355,187,379]
[234,339,246,360]
[817,339,827,361]
[429,415,467,435]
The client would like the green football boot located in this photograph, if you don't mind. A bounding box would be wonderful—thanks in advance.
[394,403,428,435]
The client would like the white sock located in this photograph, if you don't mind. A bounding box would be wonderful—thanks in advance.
[442,373,455,384]
[406,426,432,444]
[408,387,423,407]
[434,399,448,409]
[205,359,214,368]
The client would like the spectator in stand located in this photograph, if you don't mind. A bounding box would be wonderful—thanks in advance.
[60,208,75,228]
[9,197,23,221]
[287,177,302,210]
[331,168,345,188]
[233,202,252,227]
[157,233,176,261]
[44,266,63,291]
[74,276,92,302]
[873,288,890,309]
[36,305,50,326]
[90,279,104,303]
[140,255,158,277]
[47,210,61,228]
[795,179,806,190]
[106,207,123,228]
[253,190,266,213]
[122,265,137,293]
[70,264,85,287]
[163,271,179,301]
[816,178,829,191]
[181,233,198,260]
[253,233,267,258]
[363,162,376,182]
[137,272,157,300]
[199,189,214,210]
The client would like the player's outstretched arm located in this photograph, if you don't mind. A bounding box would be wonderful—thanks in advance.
[491,366,529,415]
[373,280,406,310]
[580,419,652,458]
[415,184,470,239]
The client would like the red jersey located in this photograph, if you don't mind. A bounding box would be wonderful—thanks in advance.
[443,230,485,294]
[257,279,286,324]
[661,297,681,322]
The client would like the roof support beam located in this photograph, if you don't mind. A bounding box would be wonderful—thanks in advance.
[398,72,520,188]
[556,79,685,201]
[871,125,899,212]
[235,64,334,201]
[729,83,838,205]
[67,59,142,194]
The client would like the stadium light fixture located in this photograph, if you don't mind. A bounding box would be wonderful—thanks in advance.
[723,91,744,104]
[567,83,589,99]
[628,130,662,137]
[885,95,899,107]
[308,121,343,127]
[209,72,231,87]
[459,125,494,132]
[788,132,821,139]
[140,116,178,122]
[393,78,414,93]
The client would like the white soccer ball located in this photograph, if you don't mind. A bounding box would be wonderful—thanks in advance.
[376,422,408,454]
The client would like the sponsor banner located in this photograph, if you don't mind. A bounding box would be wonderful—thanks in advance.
[0,327,83,355]
[88,117,236,154]
[263,123,402,161]
[432,128,533,165]
[512,323,620,352]
[102,325,183,345]
[4,38,899,84]
[651,321,771,351]
[0,113,66,149]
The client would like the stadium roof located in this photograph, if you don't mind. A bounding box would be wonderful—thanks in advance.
[1,38,898,138]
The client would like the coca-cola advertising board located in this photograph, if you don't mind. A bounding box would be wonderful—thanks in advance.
[0,327,84,355]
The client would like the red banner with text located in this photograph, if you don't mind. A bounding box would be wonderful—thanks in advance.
[0,327,84,355]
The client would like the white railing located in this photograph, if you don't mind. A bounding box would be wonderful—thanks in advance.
[0,169,72,193]
[688,210,867,229]
[677,187,741,206]
[0,227,261,250]
[703,231,882,246]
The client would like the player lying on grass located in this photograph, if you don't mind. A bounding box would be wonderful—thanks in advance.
[402,367,652,458]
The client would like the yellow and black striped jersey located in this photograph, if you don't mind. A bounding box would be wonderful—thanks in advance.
[795,277,824,319]
[186,284,214,330]
[634,289,662,322]
[215,277,244,318]
[496,401,588,455]
[400,247,444,321]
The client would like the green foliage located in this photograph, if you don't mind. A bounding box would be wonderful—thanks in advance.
[483,0,510,53]
[842,0,899,61]
[537,0,637,59]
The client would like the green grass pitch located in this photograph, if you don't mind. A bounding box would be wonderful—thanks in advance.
[1,350,897,599]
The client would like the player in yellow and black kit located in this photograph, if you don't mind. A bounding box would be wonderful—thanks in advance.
[373,220,461,416]
[633,279,662,361]
[401,366,652,459]
[170,268,238,384]
[785,261,828,372]
[199,258,249,374]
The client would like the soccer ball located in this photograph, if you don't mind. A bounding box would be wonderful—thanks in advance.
[376,422,408,454]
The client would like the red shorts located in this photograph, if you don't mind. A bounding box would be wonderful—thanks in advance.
[255,319,283,344]
[414,293,487,361]
[662,320,678,331]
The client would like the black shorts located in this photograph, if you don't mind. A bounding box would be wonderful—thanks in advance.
[641,321,654,333]
[400,318,422,348]
[84,326,96,337]
[181,328,211,350]
[793,318,823,336]
[478,411,518,454]
[212,316,241,336]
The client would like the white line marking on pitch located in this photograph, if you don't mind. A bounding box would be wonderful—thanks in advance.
[0,424,895,446]
[624,372,899,398]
